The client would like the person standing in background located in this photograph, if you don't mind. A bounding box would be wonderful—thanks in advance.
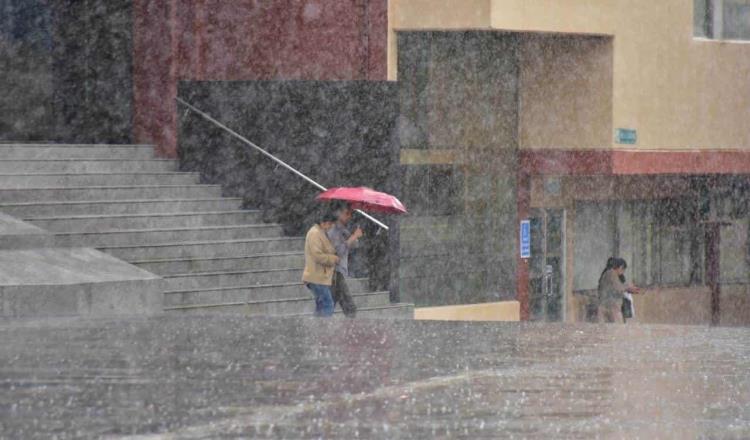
[597,257,641,323]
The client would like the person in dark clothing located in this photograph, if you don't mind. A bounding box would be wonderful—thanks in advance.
[326,203,363,318]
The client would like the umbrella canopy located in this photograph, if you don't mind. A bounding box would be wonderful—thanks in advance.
[316,187,407,214]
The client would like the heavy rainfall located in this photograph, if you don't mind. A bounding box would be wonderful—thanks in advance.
[2,0,750,438]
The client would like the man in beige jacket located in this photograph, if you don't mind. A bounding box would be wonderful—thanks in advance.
[302,212,340,317]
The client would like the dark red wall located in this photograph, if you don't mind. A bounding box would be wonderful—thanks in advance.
[133,0,388,157]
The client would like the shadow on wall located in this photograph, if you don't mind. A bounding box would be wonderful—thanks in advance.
[177,80,400,295]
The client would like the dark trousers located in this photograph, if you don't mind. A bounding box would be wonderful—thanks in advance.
[585,302,600,323]
[332,271,357,318]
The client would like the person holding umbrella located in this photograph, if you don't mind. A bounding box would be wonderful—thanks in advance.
[312,186,407,317]
[327,202,364,318]
[302,211,340,317]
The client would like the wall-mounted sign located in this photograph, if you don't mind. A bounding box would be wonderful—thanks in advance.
[616,128,637,145]
[520,220,531,259]
[544,177,562,196]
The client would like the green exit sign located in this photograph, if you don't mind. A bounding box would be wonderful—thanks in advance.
[616,128,637,145]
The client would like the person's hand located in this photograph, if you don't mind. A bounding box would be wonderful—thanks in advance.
[352,227,364,240]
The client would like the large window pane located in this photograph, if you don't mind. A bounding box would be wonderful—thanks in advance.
[723,0,750,39]
[597,198,702,288]
[657,227,694,285]
[652,198,701,286]
[621,202,656,287]
[695,0,712,37]
[720,219,750,283]
[694,0,750,40]
[573,202,615,291]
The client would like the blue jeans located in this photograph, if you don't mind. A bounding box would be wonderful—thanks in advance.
[306,283,334,317]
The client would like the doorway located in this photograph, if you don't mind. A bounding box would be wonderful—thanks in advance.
[529,208,566,321]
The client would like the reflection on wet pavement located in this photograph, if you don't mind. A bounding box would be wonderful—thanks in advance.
[1,316,749,438]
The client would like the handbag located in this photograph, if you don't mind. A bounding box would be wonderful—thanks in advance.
[621,294,634,319]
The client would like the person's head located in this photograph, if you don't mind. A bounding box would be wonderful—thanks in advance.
[612,258,628,276]
[603,257,628,276]
[333,202,353,225]
[605,257,617,271]
[317,212,338,231]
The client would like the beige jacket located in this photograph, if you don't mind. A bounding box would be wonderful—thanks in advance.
[597,269,628,306]
[302,224,338,286]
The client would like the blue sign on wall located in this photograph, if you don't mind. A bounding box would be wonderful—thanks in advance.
[616,128,638,145]
[520,220,531,259]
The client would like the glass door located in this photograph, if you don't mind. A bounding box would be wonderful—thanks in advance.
[528,209,565,321]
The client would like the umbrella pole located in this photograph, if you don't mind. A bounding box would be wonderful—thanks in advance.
[177,97,390,231]
[353,209,389,232]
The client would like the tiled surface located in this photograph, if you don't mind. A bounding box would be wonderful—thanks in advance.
[2,317,749,438]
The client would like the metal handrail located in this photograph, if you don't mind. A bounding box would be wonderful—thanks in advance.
[176,97,389,231]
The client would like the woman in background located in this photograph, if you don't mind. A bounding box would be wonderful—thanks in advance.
[597,257,641,323]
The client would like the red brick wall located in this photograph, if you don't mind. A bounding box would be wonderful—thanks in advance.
[133,0,388,157]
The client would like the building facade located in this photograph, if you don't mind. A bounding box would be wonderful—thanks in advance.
[390,0,750,324]
[4,0,750,324]
[133,0,388,156]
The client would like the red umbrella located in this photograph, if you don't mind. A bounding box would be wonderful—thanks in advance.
[316,187,407,214]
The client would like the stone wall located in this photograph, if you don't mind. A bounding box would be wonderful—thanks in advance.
[133,0,389,156]
[0,0,133,143]
[397,31,519,307]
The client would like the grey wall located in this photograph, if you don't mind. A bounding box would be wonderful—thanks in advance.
[177,80,401,297]
[397,31,519,307]
[0,0,133,143]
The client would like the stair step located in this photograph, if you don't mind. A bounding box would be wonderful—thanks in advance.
[0,142,411,320]
[100,237,305,260]
[0,185,222,202]
[0,159,176,173]
[54,224,285,247]
[163,278,370,306]
[287,303,415,319]
[25,210,264,232]
[0,172,199,188]
[0,198,243,217]
[164,292,391,315]
[130,252,305,275]
[163,268,303,290]
[0,144,155,159]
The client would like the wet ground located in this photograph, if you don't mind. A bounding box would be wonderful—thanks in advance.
[1,316,749,439]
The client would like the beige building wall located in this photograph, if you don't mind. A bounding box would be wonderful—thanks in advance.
[390,0,750,151]
[415,301,521,321]
[519,35,613,149]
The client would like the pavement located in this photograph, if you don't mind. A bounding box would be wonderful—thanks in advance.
[1,316,749,438]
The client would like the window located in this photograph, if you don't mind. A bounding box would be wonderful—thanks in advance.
[573,202,615,291]
[651,199,704,286]
[695,0,750,40]
[720,219,750,283]
[715,180,750,284]
[573,199,704,292]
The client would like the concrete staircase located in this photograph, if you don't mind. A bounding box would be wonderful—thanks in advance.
[0,143,413,318]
